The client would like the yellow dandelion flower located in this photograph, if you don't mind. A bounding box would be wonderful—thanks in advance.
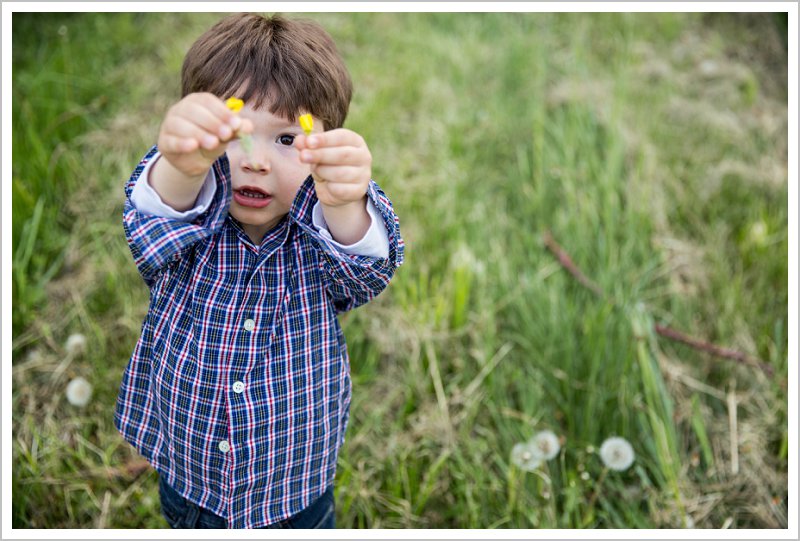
[299,114,314,136]
[225,97,244,113]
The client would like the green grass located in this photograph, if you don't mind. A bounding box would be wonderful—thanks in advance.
[11,12,789,529]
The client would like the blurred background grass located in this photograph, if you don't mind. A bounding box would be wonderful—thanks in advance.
[11,11,789,529]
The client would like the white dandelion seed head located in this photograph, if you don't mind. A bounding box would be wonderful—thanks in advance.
[450,243,485,276]
[699,59,718,77]
[599,437,636,471]
[65,333,87,357]
[530,430,561,461]
[511,442,542,472]
[580,471,591,481]
[66,377,93,407]
[748,220,769,247]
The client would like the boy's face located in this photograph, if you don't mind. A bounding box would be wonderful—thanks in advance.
[226,104,323,243]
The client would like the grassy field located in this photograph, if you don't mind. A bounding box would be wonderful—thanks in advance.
[11,12,789,529]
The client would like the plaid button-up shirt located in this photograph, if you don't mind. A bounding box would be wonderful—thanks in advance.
[114,146,404,528]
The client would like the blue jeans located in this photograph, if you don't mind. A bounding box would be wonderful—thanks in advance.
[158,476,335,529]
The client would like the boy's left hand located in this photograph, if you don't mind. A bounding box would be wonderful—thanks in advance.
[295,129,372,208]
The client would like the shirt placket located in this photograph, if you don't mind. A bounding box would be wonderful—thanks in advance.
[219,237,262,523]
[223,228,289,525]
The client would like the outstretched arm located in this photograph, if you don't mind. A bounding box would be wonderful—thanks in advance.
[150,92,251,210]
[294,128,373,245]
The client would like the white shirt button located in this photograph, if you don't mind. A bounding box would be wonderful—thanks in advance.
[243,319,256,332]
[232,381,245,394]
[218,440,231,453]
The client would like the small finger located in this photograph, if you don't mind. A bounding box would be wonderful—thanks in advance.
[197,92,239,127]
[177,94,240,138]
[300,146,367,166]
[318,180,366,203]
[176,138,199,154]
[160,133,198,154]
[234,118,254,139]
[168,117,221,150]
[306,129,365,149]
[293,134,309,151]
[311,164,366,184]
[186,104,234,141]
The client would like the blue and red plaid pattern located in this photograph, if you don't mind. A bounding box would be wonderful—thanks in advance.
[115,146,404,528]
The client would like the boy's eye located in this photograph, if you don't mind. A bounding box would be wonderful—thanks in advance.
[277,134,295,146]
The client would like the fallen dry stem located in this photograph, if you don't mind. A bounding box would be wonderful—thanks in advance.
[541,229,773,378]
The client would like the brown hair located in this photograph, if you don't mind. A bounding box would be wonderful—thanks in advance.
[182,13,353,129]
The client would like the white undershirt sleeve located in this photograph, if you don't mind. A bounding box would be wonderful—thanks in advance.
[311,199,390,259]
[130,152,217,220]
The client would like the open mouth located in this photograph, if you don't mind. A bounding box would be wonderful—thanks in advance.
[238,188,267,199]
[233,186,272,208]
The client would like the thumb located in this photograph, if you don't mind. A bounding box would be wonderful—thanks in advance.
[294,133,310,151]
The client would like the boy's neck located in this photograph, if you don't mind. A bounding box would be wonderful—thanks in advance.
[237,216,286,245]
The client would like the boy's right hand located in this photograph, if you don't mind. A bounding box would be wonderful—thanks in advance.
[157,92,252,178]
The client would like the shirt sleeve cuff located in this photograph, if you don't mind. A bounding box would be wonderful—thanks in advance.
[129,152,217,221]
[311,198,390,258]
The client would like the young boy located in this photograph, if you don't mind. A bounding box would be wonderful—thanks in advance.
[114,13,404,529]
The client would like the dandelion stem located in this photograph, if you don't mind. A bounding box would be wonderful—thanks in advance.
[584,467,608,524]
[727,381,739,475]
[225,96,255,164]
[506,464,518,517]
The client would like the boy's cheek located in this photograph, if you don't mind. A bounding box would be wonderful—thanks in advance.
[225,145,243,162]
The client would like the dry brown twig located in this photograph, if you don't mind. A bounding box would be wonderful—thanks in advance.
[541,229,774,379]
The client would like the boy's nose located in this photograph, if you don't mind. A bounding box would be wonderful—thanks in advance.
[241,156,270,175]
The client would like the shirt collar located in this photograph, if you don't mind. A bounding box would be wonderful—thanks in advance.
[226,215,290,253]
[289,175,318,226]
[215,153,293,254]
